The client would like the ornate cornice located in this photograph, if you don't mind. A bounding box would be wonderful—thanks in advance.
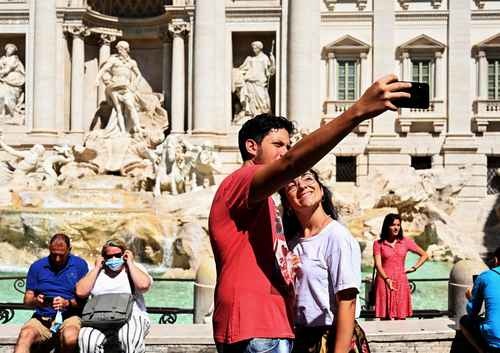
[321,11,373,22]
[395,11,449,21]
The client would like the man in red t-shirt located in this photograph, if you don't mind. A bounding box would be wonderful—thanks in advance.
[209,75,411,353]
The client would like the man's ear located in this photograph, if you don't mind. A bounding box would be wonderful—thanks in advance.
[245,139,258,159]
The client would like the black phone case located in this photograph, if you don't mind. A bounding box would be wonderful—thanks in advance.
[393,81,430,109]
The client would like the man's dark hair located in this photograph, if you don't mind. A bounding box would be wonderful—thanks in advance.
[49,233,71,248]
[238,114,294,161]
[494,247,500,260]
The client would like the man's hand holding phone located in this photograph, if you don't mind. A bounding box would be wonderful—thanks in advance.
[351,75,412,120]
[52,296,69,311]
[392,81,430,109]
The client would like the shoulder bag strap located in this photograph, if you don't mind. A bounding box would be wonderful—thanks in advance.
[125,267,136,296]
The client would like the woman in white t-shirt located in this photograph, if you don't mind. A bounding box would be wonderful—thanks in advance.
[76,239,152,353]
[280,170,369,353]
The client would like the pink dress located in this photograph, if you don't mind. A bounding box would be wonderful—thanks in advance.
[373,237,419,319]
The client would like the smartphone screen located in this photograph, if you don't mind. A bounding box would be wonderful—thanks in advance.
[392,81,430,109]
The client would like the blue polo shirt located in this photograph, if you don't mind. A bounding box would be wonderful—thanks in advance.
[466,266,500,349]
[26,254,88,318]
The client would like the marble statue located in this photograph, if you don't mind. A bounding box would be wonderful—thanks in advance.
[0,131,45,187]
[95,40,145,134]
[232,40,275,121]
[193,141,221,188]
[153,135,197,196]
[86,40,168,176]
[95,40,168,135]
[0,43,25,124]
[52,144,99,185]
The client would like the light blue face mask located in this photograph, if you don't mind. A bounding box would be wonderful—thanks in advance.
[105,257,124,271]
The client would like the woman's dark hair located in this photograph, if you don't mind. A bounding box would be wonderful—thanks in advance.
[279,169,338,241]
[379,213,403,241]
[238,114,294,161]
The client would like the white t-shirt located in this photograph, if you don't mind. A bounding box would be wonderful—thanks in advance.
[290,220,361,327]
[91,263,152,314]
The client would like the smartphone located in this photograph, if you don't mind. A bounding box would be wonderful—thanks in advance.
[472,274,478,284]
[392,81,430,109]
[43,296,54,305]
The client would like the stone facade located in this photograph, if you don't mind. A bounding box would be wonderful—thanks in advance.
[0,0,499,202]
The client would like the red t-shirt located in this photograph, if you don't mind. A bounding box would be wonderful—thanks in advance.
[208,164,295,344]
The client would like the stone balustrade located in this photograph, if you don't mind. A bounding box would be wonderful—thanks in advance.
[473,99,500,132]
[398,99,446,134]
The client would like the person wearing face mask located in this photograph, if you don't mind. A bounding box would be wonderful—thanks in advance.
[75,239,153,353]
[372,213,428,320]
[14,233,88,353]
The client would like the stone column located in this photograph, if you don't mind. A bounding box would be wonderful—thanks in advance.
[160,31,172,117]
[447,1,471,134]
[477,50,488,99]
[326,53,335,99]
[193,0,225,133]
[68,26,89,132]
[371,0,396,135]
[98,34,116,104]
[33,0,57,131]
[360,52,370,92]
[288,0,321,129]
[169,20,190,134]
[401,51,411,81]
[434,51,444,100]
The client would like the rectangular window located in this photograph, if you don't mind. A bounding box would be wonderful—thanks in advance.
[412,60,432,86]
[411,156,432,170]
[488,59,500,100]
[487,156,500,194]
[337,60,357,100]
[336,156,356,182]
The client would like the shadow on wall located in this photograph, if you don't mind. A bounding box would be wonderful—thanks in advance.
[482,191,500,261]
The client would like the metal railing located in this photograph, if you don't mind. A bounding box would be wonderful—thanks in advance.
[0,276,195,325]
[0,275,451,324]
[359,277,449,318]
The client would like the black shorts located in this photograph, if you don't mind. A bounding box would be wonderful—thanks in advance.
[460,315,500,353]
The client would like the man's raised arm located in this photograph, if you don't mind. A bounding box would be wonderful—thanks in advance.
[249,75,411,203]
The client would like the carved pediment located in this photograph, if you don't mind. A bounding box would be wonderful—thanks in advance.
[322,35,370,57]
[474,33,500,52]
[398,34,445,55]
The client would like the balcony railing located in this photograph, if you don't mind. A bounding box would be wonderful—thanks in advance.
[473,99,500,132]
[322,99,369,134]
[398,99,446,133]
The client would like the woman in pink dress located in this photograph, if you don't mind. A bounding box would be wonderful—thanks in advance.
[373,213,428,319]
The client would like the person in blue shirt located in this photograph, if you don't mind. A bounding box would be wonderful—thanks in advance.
[14,233,89,353]
[460,246,500,353]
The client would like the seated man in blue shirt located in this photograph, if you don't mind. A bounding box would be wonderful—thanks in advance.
[460,246,500,353]
[14,233,89,353]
